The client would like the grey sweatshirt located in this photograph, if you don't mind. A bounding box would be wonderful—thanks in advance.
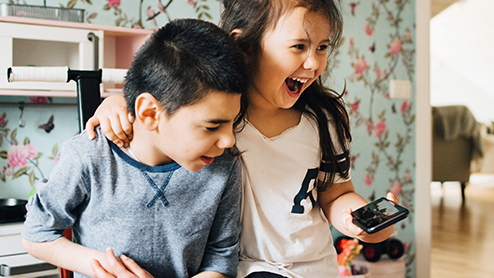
[22,127,242,278]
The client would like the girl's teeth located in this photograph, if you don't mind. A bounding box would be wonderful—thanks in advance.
[291,77,308,83]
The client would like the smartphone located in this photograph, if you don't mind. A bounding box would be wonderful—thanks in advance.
[351,197,409,234]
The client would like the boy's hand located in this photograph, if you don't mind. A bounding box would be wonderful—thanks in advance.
[91,248,154,278]
[85,94,134,148]
[343,192,399,243]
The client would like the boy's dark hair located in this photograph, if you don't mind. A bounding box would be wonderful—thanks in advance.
[220,0,351,191]
[124,18,248,119]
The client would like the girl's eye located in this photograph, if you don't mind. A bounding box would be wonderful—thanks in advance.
[293,44,305,50]
[206,126,220,132]
[318,44,329,51]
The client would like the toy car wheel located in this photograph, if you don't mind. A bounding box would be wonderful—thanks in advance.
[385,238,404,259]
[362,243,382,262]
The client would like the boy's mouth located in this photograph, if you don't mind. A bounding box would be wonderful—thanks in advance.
[201,156,214,165]
[285,77,308,95]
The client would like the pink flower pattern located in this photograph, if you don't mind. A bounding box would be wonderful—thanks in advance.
[375,68,382,78]
[366,121,373,135]
[8,145,28,168]
[390,38,402,56]
[365,24,373,36]
[350,101,360,112]
[405,30,412,42]
[401,101,408,115]
[108,0,120,8]
[354,59,369,75]
[373,121,386,137]
[53,156,60,166]
[25,144,38,159]
[4,166,14,177]
[364,174,373,186]
[29,97,48,104]
[390,181,402,196]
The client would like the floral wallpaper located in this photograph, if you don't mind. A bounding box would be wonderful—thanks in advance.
[0,0,417,276]
[0,97,79,199]
[334,1,417,277]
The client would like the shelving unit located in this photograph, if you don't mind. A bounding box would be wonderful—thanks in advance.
[0,16,153,98]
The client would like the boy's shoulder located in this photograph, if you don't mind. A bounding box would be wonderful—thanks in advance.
[66,126,107,144]
[61,126,111,157]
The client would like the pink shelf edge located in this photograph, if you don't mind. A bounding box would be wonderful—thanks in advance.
[0,89,122,98]
[0,16,154,36]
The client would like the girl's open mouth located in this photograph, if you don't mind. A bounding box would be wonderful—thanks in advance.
[285,77,307,96]
[201,156,214,165]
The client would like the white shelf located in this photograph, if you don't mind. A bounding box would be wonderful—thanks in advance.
[0,16,151,98]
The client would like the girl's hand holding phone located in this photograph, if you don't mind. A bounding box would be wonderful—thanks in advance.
[342,192,403,243]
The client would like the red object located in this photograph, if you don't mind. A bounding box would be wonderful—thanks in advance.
[60,228,74,278]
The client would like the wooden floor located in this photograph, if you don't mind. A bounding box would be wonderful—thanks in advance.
[431,174,494,278]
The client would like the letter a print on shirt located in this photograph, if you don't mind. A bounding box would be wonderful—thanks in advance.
[291,168,318,214]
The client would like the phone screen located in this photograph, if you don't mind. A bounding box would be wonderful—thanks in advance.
[351,197,409,233]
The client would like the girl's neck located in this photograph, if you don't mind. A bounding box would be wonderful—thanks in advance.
[246,105,301,138]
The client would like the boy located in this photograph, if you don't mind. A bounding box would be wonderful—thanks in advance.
[21,18,247,278]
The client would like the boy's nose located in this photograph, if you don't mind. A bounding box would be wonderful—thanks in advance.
[217,130,235,149]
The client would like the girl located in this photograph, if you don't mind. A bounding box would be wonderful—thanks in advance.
[87,1,398,277]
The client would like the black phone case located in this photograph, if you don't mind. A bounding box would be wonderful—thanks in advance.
[351,197,409,234]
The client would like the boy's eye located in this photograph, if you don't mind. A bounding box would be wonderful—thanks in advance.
[293,44,305,50]
[206,126,220,132]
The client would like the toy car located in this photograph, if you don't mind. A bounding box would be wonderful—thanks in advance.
[334,236,404,262]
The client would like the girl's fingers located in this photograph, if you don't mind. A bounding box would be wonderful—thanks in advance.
[91,259,116,278]
[85,94,132,147]
[107,113,130,147]
[120,255,155,278]
[85,116,100,140]
[104,248,138,278]
[343,208,363,236]
[123,114,135,142]
[98,116,125,148]
[386,192,399,204]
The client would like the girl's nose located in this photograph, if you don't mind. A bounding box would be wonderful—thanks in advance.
[303,51,320,71]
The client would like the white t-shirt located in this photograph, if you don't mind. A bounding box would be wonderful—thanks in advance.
[236,113,349,278]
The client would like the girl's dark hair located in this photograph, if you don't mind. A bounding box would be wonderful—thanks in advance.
[220,0,351,191]
[124,18,248,120]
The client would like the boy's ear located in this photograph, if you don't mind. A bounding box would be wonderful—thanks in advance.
[134,93,161,131]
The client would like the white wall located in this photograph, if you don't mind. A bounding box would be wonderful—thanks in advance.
[430,0,494,123]
[416,0,432,276]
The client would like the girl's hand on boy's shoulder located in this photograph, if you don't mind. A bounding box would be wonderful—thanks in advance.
[91,248,154,278]
[85,94,134,148]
